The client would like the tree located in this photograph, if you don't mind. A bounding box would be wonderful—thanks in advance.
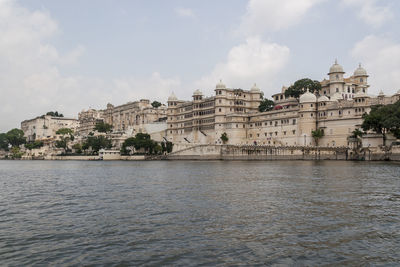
[220,132,229,144]
[0,133,9,151]
[161,141,174,154]
[6,129,26,147]
[151,101,162,108]
[362,101,400,145]
[25,141,44,150]
[284,78,321,99]
[10,147,23,159]
[55,128,74,153]
[350,128,363,139]
[121,133,159,155]
[56,128,74,136]
[83,136,112,154]
[258,98,275,112]
[311,129,324,146]
[46,111,64,117]
[94,122,113,133]
[72,143,83,154]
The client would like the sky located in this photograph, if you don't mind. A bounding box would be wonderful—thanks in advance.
[1,0,400,132]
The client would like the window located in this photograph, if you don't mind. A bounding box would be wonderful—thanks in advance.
[219,100,222,103]
[336,88,339,92]
[219,108,222,112]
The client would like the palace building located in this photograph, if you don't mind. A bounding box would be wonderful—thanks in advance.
[167,61,400,149]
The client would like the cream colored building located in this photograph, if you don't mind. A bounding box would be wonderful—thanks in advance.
[167,61,400,150]
[77,109,104,136]
[77,99,167,137]
[21,115,79,142]
[103,99,167,132]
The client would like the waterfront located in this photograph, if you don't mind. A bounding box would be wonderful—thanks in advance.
[0,161,399,266]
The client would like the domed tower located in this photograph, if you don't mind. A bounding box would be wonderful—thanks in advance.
[328,59,345,97]
[353,63,369,94]
[298,89,317,146]
[167,92,178,106]
[249,83,263,109]
[192,89,203,102]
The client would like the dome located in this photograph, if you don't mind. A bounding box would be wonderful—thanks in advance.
[299,89,317,103]
[168,92,178,101]
[354,63,368,77]
[378,90,385,97]
[193,89,203,96]
[330,92,343,101]
[328,59,344,74]
[216,79,226,89]
[318,95,330,102]
[250,83,260,92]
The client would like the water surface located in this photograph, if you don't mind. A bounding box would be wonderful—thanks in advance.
[0,160,399,266]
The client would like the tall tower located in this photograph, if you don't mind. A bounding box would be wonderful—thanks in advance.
[298,90,317,146]
[328,59,345,97]
[353,63,369,94]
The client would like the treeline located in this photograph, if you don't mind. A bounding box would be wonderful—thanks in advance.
[121,133,173,155]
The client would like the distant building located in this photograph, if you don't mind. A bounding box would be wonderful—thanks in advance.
[167,61,400,149]
[76,99,168,144]
[21,115,78,142]
[77,109,104,136]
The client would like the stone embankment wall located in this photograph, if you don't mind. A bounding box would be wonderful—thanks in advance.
[166,145,349,160]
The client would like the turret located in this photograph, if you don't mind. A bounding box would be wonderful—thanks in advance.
[328,59,345,96]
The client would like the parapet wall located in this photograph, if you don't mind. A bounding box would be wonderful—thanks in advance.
[166,145,349,160]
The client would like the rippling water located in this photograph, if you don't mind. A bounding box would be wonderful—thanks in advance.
[0,160,399,266]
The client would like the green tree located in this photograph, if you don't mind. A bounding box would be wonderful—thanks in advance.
[25,141,44,150]
[94,122,113,133]
[284,78,321,99]
[362,101,400,145]
[151,101,162,108]
[83,136,112,154]
[161,141,174,154]
[350,128,364,139]
[10,147,23,159]
[55,128,74,153]
[121,133,159,155]
[220,132,229,144]
[72,143,82,154]
[0,133,9,151]
[6,129,26,147]
[46,111,64,117]
[311,129,324,146]
[258,98,275,112]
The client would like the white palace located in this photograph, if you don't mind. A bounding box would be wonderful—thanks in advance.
[166,61,400,150]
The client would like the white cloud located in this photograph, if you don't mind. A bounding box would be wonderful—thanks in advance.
[0,0,180,132]
[193,37,290,97]
[351,35,400,94]
[174,7,195,18]
[113,72,181,104]
[341,0,393,27]
[238,0,323,35]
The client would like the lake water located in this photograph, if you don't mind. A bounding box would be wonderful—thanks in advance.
[0,160,399,266]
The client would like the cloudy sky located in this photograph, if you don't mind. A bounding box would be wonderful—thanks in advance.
[1,0,399,131]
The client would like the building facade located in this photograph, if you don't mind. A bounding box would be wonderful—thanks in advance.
[167,61,400,150]
[21,115,79,142]
[76,99,168,137]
